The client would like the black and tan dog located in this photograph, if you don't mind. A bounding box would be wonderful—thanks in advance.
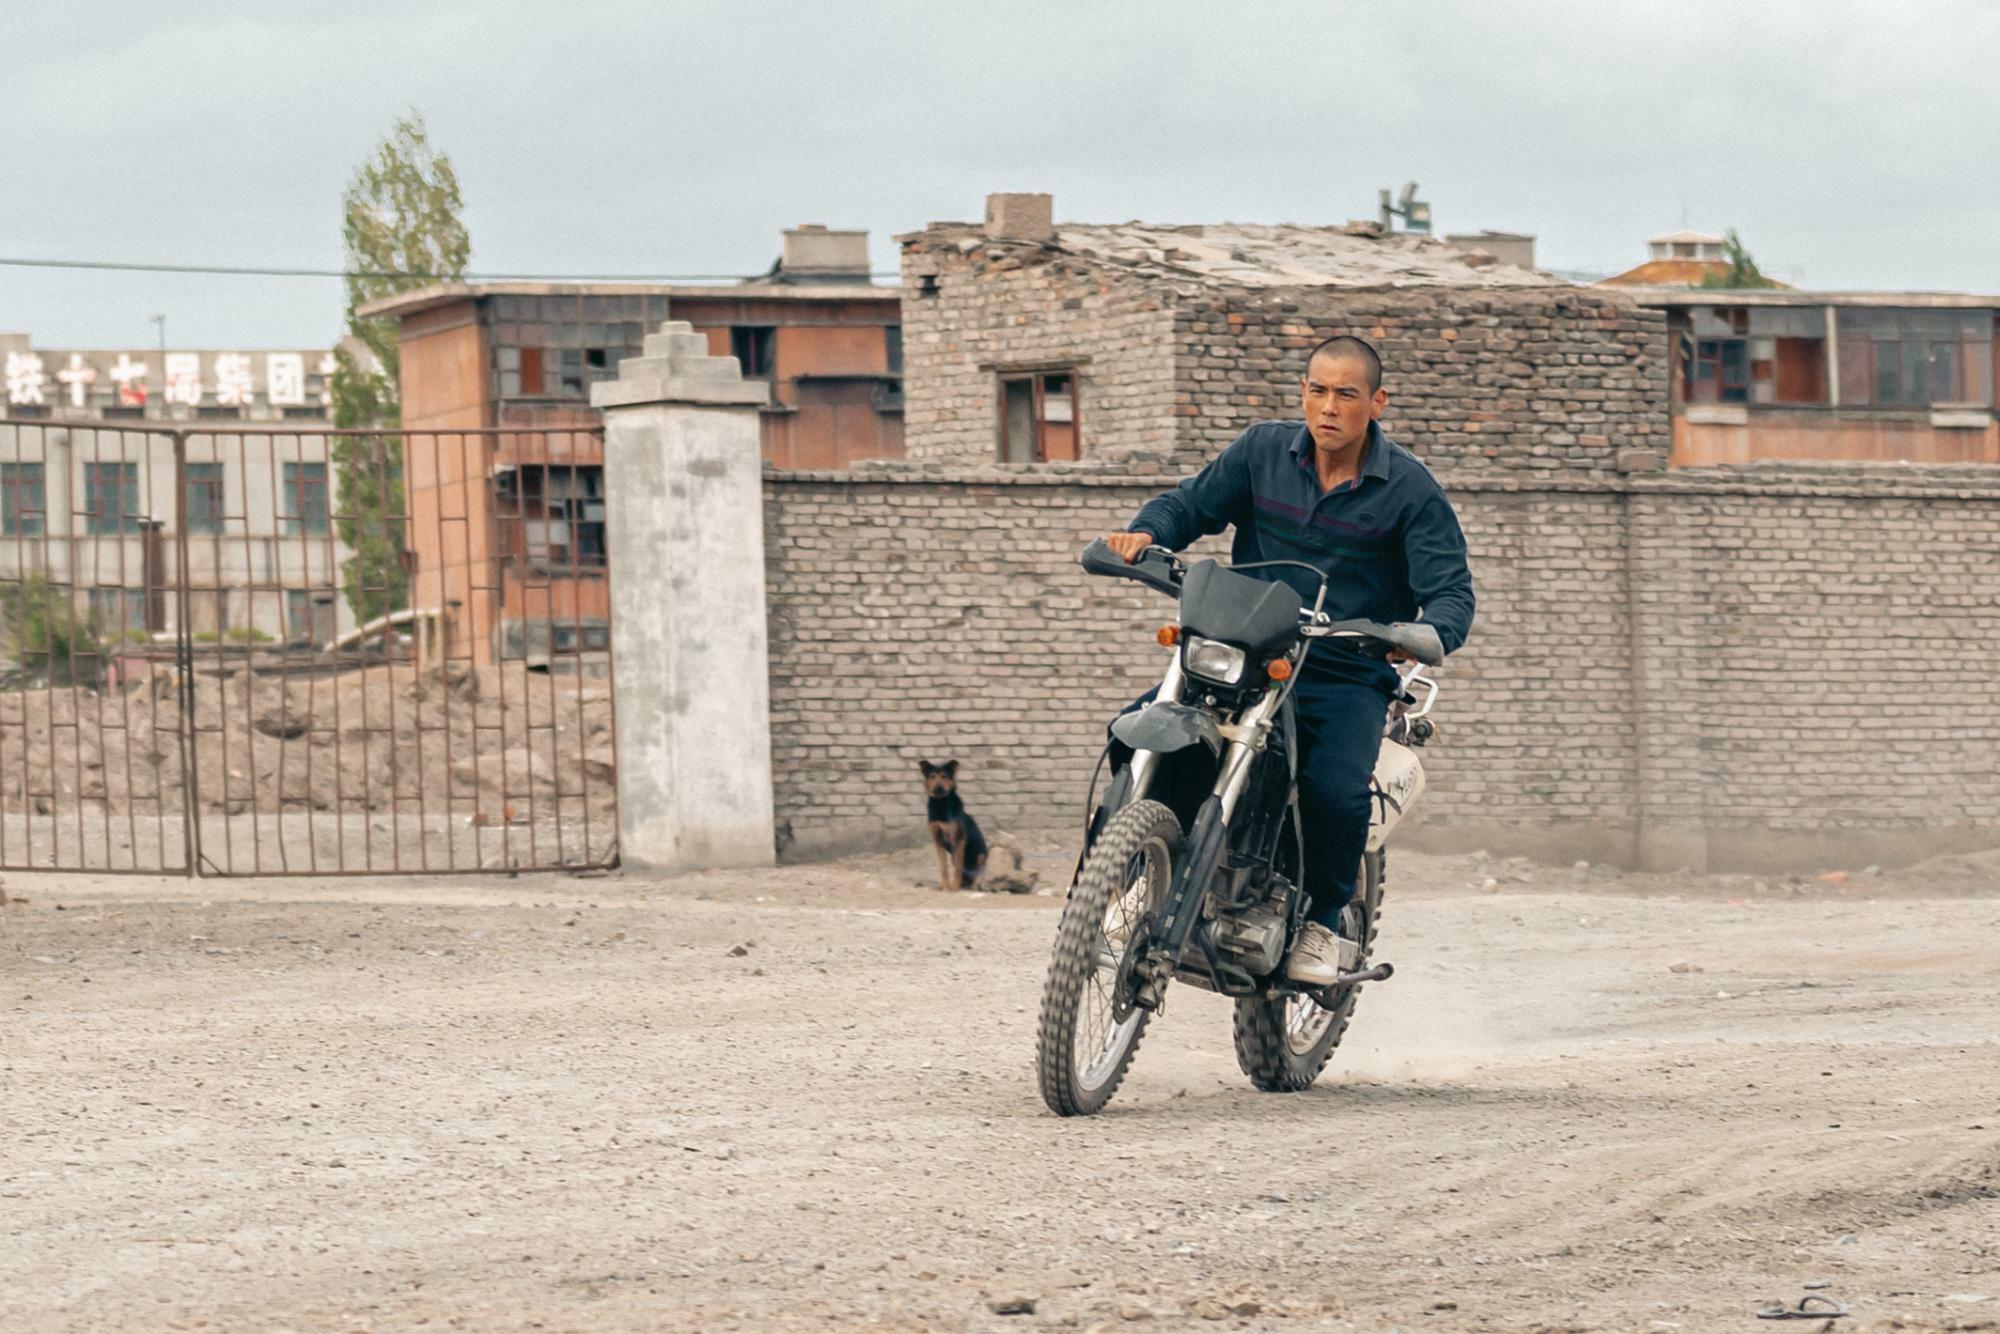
[919,759,988,891]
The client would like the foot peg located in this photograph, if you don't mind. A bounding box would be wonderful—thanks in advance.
[1315,961,1393,1005]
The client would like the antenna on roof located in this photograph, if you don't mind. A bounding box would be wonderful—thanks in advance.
[1378,182,1432,234]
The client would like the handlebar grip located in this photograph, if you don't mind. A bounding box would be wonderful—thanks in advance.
[1079,538,1130,577]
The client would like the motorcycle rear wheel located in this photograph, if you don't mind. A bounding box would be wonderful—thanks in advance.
[1232,849,1383,1093]
[1035,799,1181,1116]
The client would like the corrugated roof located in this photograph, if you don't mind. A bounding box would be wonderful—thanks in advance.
[1048,223,1563,290]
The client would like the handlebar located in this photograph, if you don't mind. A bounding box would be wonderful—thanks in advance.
[1078,538,1184,597]
[1079,539,1446,667]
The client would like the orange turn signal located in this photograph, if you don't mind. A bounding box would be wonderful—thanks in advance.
[1156,625,1181,647]
[1266,657,1293,681]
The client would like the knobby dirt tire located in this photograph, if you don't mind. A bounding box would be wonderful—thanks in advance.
[1232,849,1384,1093]
[1036,800,1182,1117]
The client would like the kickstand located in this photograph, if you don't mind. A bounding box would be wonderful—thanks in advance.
[1756,1295,1849,1320]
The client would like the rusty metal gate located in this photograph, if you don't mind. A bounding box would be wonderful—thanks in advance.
[0,418,617,875]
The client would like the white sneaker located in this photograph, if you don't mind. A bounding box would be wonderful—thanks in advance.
[1284,921,1358,985]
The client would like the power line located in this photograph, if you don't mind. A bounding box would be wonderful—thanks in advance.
[0,255,899,283]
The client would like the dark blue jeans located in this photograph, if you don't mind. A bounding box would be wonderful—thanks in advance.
[1114,674,1389,927]
[1286,675,1392,926]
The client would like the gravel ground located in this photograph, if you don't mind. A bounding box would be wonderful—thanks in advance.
[3,834,1998,1333]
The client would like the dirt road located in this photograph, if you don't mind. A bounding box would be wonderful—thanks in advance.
[4,837,1997,1332]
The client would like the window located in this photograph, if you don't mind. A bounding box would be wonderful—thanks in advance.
[195,405,241,420]
[885,325,904,375]
[283,461,329,535]
[87,587,148,635]
[1686,337,1750,404]
[183,463,225,534]
[1836,308,1994,408]
[1683,307,1829,406]
[549,623,611,654]
[485,295,655,400]
[731,326,776,379]
[497,465,607,572]
[997,370,1080,463]
[85,461,142,534]
[1,462,45,536]
[281,406,324,420]
[101,405,145,420]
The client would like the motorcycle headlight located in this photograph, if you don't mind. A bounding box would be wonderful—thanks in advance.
[1182,636,1247,685]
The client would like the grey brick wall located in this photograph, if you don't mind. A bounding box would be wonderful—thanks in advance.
[900,232,1667,477]
[761,463,2000,871]
[781,236,1995,871]
[1622,467,2000,870]
[1173,290,1667,477]
[899,242,1177,466]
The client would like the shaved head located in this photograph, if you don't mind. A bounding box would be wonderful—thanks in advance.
[1303,335,1383,393]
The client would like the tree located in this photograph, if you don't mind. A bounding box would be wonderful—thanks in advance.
[329,110,471,626]
[1697,228,1779,290]
[1,573,106,688]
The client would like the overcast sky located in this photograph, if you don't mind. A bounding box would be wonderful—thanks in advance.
[7,0,1996,349]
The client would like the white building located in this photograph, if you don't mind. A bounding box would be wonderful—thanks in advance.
[1,335,371,648]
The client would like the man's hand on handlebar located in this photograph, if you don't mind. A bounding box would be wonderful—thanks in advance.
[1103,531,1154,564]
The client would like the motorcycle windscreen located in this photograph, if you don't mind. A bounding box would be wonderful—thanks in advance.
[1177,561,1303,659]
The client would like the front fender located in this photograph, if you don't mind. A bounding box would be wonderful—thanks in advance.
[1110,700,1223,757]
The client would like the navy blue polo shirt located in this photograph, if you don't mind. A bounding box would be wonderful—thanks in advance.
[1127,420,1475,688]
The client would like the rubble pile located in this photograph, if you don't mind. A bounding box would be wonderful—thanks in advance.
[0,660,617,827]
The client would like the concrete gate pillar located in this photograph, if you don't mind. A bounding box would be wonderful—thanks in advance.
[591,322,775,873]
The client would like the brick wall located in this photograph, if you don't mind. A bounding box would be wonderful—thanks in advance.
[901,234,1667,478]
[1173,289,1667,477]
[899,242,1177,466]
[761,468,1193,859]
[761,464,2000,871]
[1622,467,2000,869]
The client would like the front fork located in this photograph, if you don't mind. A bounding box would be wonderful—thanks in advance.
[1126,667,1293,1010]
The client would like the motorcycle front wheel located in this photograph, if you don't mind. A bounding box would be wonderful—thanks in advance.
[1232,849,1383,1093]
[1035,799,1181,1116]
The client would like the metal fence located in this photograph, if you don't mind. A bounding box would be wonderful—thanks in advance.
[0,418,617,875]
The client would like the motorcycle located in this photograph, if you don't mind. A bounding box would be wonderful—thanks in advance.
[1035,539,1444,1117]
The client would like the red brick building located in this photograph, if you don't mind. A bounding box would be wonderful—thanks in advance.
[360,226,902,666]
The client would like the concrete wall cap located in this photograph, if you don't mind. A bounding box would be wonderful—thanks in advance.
[590,319,770,408]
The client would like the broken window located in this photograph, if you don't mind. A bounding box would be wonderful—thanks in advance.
[732,326,776,379]
[1683,306,1829,406]
[549,622,610,655]
[998,370,1081,463]
[486,295,658,400]
[497,464,607,573]
[1685,337,1750,404]
[1836,308,1993,408]
[1748,307,1828,405]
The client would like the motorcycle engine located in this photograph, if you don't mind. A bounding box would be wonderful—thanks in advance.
[1208,904,1287,976]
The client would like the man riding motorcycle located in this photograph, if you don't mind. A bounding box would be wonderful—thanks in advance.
[1102,334,1474,986]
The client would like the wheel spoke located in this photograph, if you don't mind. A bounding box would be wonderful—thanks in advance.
[1074,839,1164,1088]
